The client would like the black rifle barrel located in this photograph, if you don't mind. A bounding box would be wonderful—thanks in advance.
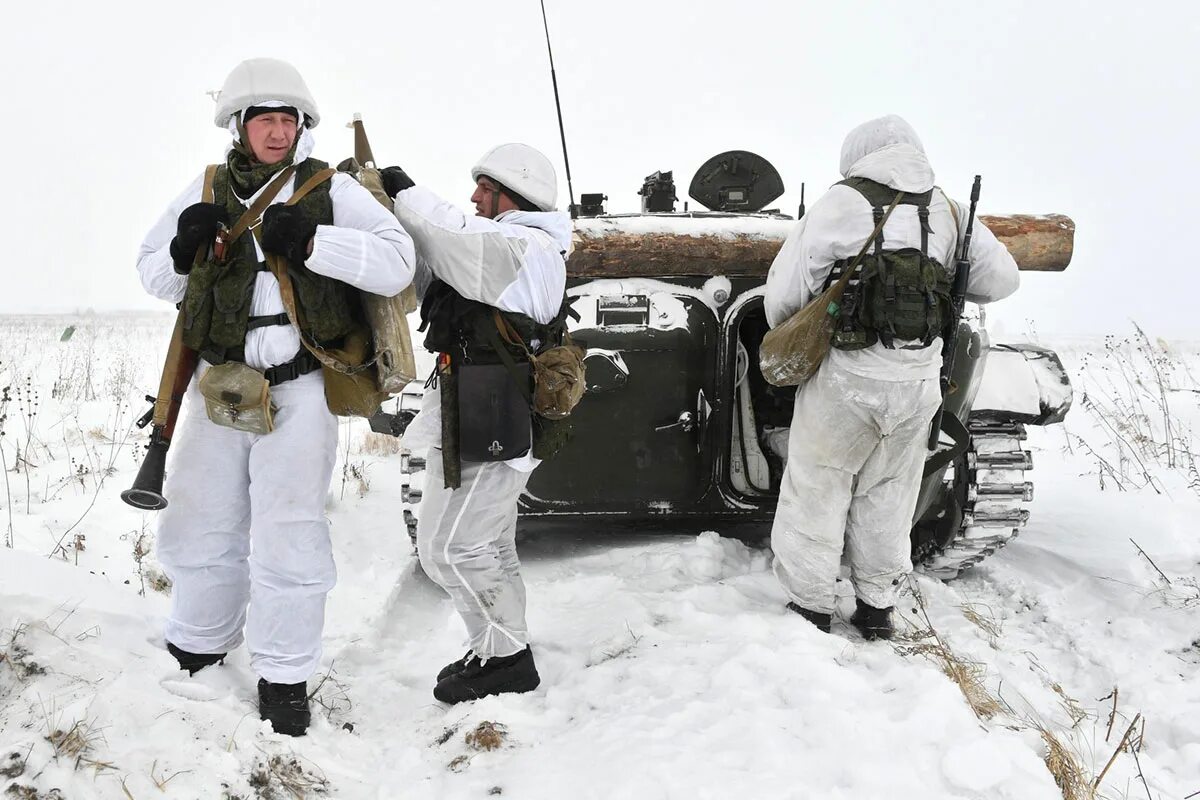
[927,175,982,451]
[539,0,577,218]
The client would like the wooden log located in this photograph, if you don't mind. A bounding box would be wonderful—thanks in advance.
[977,214,1074,272]
[568,213,1074,278]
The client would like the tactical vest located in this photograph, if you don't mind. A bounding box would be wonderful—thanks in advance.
[419,279,573,487]
[181,158,363,364]
[418,280,565,366]
[829,177,954,350]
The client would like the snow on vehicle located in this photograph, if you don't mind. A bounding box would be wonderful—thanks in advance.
[392,152,1075,578]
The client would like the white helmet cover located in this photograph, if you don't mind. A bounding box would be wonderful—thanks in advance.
[214,58,321,130]
[471,143,557,212]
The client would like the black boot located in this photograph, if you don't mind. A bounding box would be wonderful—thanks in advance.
[786,602,832,633]
[437,650,474,682]
[258,679,311,737]
[167,642,226,675]
[850,598,895,641]
[433,646,540,704]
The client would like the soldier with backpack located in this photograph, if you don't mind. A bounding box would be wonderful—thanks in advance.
[135,57,415,735]
[763,115,1018,640]
[379,143,575,704]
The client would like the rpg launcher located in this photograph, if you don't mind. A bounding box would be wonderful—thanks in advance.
[123,311,198,510]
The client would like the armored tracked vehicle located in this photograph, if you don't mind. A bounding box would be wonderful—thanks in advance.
[392,152,1075,578]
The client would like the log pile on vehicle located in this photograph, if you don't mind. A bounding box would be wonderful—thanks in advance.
[569,214,1074,278]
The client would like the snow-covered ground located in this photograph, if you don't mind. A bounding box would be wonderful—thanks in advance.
[1,314,1197,800]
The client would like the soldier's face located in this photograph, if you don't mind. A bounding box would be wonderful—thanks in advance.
[244,112,299,165]
[470,177,519,219]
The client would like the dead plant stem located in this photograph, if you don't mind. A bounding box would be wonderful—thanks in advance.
[1104,687,1119,743]
[1130,539,1172,585]
[1094,713,1140,791]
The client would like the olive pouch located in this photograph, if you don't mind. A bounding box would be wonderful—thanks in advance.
[198,361,276,435]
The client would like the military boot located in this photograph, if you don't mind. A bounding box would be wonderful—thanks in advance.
[258,679,311,737]
[437,650,474,682]
[786,602,832,633]
[850,598,895,641]
[433,646,540,704]
[167,642,226,675]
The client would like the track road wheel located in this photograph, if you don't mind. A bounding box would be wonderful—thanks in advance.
[912,420,1033,580]
[400,449,426,549]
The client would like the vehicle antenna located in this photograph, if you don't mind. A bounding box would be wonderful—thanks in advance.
[798,183,806,219]
[539,0,577,219]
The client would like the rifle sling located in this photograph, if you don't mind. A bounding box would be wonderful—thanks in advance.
[826,189,906,301]
[255,168,361,376]
[224,166,297,246]
[158,165,220,429]
[485,312,535,408]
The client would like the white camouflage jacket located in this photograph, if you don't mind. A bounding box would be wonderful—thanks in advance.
[765,128,1019,381]
[136,128,416,371]
[393,185,571,472]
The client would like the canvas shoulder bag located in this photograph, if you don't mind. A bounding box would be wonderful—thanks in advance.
[759,189,906,387]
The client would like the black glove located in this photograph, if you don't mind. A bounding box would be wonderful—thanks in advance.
[380,166,416,199]
[260,205,317,265]
[169,202,228,274]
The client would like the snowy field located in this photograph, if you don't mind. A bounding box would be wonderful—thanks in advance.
[1,313,1198,800]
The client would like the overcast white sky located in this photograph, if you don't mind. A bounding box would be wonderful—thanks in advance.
[1,0,1197,337]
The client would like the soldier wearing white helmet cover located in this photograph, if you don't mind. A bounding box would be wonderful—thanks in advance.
[136,58,415,735]
[380,143,571,704]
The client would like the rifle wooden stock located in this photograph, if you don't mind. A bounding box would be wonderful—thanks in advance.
[346,115,419,389]
[153,311,200,437]
[352,116,375,167]
[122,311,198,510]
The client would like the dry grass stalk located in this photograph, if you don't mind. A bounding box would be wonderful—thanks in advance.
[1130,539,1172,585]
[1,623,47,682]
[1039,724,1097,800]
[151,758,190,790]
[899,580,1003,720]
[356,432,401,457]
[249,753,328,799]
[46,717,104,763]
[1101,688,1119,742]
[308,661,352,723]
[465,721,508,752]
[959,602,1003,647]
[1094,713,1141,792]
[1051,683,1089,729]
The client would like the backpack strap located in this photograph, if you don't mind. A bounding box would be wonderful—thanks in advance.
[837,177,933,208]
[257,168,365,376]
[224,166,297,247]
[202,164,219,204]
[917,196,935,346]
[838,177,940,349]
[487,311,535,409]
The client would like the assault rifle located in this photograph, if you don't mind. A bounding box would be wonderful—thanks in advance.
[925,176,981,472]
[122,311,198,509]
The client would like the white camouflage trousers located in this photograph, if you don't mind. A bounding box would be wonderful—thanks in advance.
[771,362,941,614]
[155,371,338,684]
[418,451,532,659]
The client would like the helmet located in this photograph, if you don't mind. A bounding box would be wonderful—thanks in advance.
[471,143,557,212]
[213,58,320,130]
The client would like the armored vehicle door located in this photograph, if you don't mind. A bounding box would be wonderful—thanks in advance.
[524,281,717,514]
